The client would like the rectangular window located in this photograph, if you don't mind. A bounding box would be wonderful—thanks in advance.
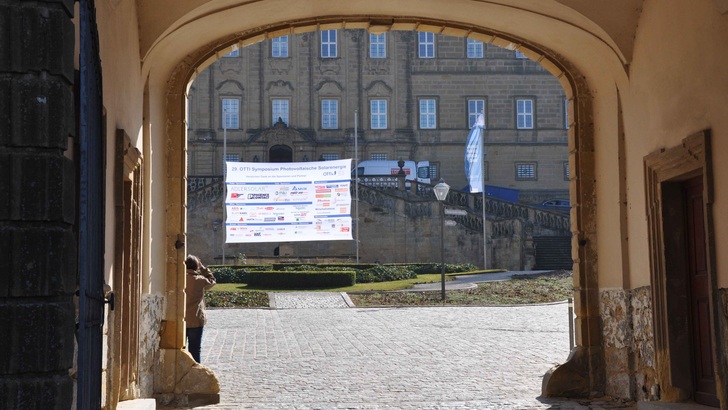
[515,50,528,59]
[564,161,570,180]
[484,161,489,181]
[370,33,386,58]
[468,99,485,128]
[272,36,289,58]
[221,98,239,129]
[370,153,388,161]
[225,154,240,162]
[370,99,387,129]
[223,48,239,57]
[272,99,289,125]
[428,163,439,180]
[321,30,337,58]
[321,99,339,129]
[516,99,534,129]
[515,163,537,180]
[321,153,339,161]
[466,39,483,58]
[418,32,435,58]
[419,99,437,129]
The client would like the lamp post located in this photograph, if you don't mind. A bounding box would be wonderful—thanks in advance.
[433,179,450,301]
[212,219,221,262]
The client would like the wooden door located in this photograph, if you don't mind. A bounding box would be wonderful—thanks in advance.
[683,176,718,407]
[77,0,106,407]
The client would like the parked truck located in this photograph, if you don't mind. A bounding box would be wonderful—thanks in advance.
[351,160,431,185]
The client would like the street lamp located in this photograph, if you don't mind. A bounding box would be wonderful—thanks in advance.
[212,219,221,263]
[433,179,450,301]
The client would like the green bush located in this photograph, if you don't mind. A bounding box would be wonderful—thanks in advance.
[410,263,478,274]
[356,265,417,283]
[272,263,372,271]
[247,270,355,289]
[210,264,273,283]
[209,262,477,286]
[210,266,248,283]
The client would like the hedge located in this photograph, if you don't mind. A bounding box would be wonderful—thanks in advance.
[246,270,356,289]
[209,262,478,285]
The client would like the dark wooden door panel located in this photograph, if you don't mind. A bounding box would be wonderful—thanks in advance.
[684,176,718,407]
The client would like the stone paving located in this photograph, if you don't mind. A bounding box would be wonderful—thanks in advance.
[179,293,635,409]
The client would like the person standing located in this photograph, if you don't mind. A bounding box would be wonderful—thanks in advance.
[185,254,216,363]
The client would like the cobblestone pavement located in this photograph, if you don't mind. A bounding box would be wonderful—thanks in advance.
[182,294,635,410]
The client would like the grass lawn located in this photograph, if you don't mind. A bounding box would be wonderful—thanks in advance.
[349,271,573,306]
[205,270,572,308]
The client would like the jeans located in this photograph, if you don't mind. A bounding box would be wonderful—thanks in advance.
[186,326,204,363]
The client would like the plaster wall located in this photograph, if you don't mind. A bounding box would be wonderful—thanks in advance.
[624,0,728,288]
[96,0,146,281]
[92,0,175,404]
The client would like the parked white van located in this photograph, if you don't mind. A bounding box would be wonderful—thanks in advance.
[351,160,431,185]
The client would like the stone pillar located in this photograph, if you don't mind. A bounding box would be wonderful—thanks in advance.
[0,0,77,408]
[157,66,220,407]
[397,159,406,191]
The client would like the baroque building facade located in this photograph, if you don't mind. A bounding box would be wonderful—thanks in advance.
[186,29,569,203]
[186,29,571,263]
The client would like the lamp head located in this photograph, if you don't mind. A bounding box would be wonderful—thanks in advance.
[433,179,450,201]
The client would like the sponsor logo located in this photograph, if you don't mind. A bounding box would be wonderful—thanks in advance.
[230,185,267,192]
[248,193,270,200]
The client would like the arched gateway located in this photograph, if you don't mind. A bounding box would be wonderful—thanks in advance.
[163,15,601,404]
[6,1,728,408]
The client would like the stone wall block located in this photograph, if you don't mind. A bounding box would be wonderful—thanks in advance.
[0,151,9,220]
[1,75,75,148]
[0,374,74,409]
[0,301,75,374]
[600,287,657,401]
[0,4,74,81]
[0,226,76,297]
[601,289,632,398]
[139,294,165,397]
[3,154,75,223]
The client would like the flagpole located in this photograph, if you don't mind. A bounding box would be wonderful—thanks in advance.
[481,111,487,269]
[354,110,360,264]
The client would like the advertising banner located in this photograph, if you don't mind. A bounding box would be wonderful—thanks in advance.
[464,113,485,193]
[224,159,352,243]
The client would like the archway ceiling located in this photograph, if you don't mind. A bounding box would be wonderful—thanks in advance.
[140,0,641,84]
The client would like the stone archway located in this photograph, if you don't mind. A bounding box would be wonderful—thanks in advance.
[164,16,600,400]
